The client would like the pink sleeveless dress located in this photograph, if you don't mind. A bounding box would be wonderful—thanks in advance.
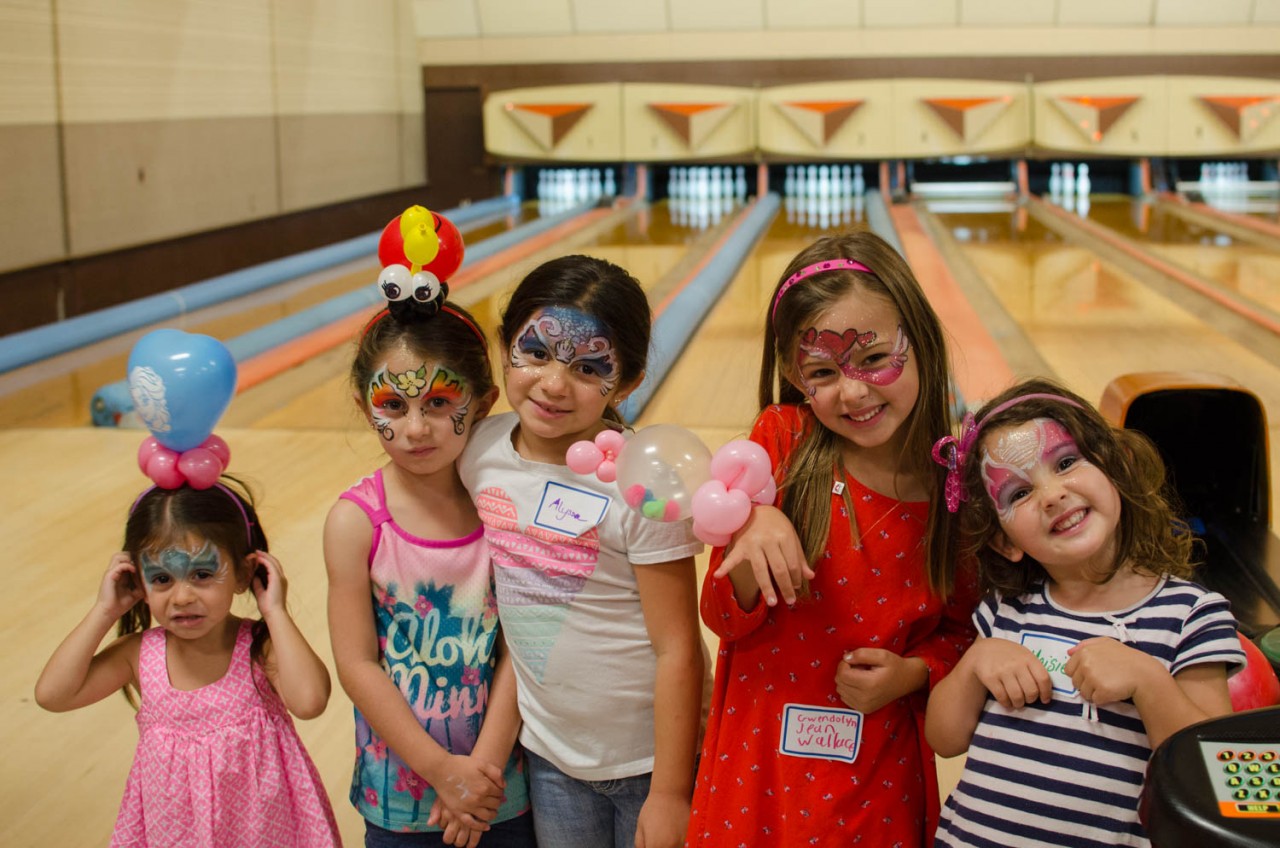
[111,620,341,847]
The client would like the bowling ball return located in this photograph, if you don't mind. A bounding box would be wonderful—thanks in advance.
[1100,372,1280,637]
[1140,707,1280,847]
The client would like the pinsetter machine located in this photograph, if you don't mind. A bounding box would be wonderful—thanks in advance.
[1100,372,1280,846]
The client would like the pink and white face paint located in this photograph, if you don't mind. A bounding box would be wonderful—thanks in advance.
[795,324,910,396]
[980,418,1085,522]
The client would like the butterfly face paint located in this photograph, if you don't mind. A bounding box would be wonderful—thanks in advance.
[139,540,227,595]
[367,363,473,438]
[509,306,619,396]
[980,418,1084,522]
[796,324,910,397]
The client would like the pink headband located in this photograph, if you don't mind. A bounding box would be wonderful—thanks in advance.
[129,483,255,547]
[771,258,874,321]
[930,393,1085,513]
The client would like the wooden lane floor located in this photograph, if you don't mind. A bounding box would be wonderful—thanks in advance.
[0,206,540,431]
[931,200,1280,511]
[0,200,725,847]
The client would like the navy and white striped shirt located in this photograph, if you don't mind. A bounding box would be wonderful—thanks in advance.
[935,577,1244,848]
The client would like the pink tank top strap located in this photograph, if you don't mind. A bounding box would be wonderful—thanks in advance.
[136,627,169,699]
[338,468,393,563]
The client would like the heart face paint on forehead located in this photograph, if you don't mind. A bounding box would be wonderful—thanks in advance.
[139,540,227,593]
[981,418,1083,520]
[796,324,910,395]
[509,306,619,396]
[367,363,474,439]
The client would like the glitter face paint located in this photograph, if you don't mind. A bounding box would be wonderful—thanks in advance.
[509,306,618,396]
[367,363,473,438]
[980,418,1083,522]
[796,324,910,396]
[139,541,227,594]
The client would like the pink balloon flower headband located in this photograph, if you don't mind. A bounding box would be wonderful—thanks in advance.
[771,258,874,322]
[567,426,777,546]
[930,393,1084,513]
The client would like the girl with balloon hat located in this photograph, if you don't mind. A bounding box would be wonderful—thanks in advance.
[36,329,341,847]
[457,254,704,848]
[324,207,534,847]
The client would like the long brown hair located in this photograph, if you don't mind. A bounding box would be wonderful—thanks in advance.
[118,477,268,705]
[761,231,959,595]
[957,378,1195,597]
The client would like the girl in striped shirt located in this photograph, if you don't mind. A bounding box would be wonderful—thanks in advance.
[926,378,1244,848]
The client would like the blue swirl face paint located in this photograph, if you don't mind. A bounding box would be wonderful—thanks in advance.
[139,541,228,593]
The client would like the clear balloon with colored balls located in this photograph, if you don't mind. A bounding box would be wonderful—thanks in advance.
[612,425,713,523]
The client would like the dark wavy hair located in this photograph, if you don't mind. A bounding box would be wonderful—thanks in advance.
[499,254,650,427]
[760,230,959,596]
[118,476,269,706]
[957,378,1195,598]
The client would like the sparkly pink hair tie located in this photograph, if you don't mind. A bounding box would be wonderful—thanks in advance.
[771,258,874,322]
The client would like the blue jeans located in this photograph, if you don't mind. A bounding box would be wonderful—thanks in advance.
[364,813,536,848]
[526,750,651,848]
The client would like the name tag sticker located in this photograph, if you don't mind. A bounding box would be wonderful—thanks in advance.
[779,704,863,763]
[534,482,610,538]
[1021,631,1078,696]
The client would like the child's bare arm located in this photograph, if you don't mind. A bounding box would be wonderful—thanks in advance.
[253,551,332,719]
[35,553,141,711]
[925,637,1052,757]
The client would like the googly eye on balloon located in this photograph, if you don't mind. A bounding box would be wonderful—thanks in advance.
[410,271,443,304]
[378,265,413,301]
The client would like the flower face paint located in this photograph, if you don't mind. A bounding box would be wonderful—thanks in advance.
[139,540,227,594]
[367,363,473,438]
[796,324,910,397]
[509,306,618,397]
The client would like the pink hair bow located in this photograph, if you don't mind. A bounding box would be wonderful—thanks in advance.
[930,413,978,513]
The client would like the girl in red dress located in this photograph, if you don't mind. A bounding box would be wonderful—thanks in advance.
[687,231,977,847]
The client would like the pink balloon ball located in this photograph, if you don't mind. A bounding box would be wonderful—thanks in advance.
[691,480,752,536]
[663,501,681,522]
[598,460,617,484]
[137,436,164,473]
[624,484,647,509]
[145,450,186,489]
[200,434,231,467]
[752,476,778,506]
[178,448,223,490]
[693,521,732,548]
[566,440,604,475]
[595,429,626,456]
[710,439,773,496]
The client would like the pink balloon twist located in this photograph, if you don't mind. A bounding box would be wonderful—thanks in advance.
[690,440,775,547]
[565,429,627,484]
[138,434,230,490]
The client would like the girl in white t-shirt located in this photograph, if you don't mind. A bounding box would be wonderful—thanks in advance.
[458,254,704,848]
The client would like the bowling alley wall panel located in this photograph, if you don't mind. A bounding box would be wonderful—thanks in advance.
[0,0,424,276]
[483,84,624,161]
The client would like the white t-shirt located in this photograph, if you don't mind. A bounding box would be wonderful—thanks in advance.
[458,413,703,780]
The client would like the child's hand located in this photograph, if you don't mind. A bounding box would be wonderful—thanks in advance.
[836,648,928,714]
[97,553,144,619]
[712,505,813,607]
[967,638,1053,709]
[431,754,504,831]
[635,788,690,848]
[426,800,481,848]
[248,551,288,618]
[1066,637,1161,706]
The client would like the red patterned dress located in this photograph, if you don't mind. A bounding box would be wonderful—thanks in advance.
[686,405,975,848]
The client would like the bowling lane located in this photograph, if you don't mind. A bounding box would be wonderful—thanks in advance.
[933,202,1280,514]
[232,200,712,432]
[0,203,538,430]
[1076,198,1280,318]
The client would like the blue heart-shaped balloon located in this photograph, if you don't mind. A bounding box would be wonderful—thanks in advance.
[127,329,237,451]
